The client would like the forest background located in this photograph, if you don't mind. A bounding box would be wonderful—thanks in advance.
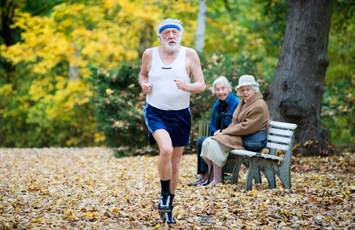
[0,0,354,155]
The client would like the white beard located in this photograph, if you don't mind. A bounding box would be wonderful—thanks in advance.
[160,36,182,52]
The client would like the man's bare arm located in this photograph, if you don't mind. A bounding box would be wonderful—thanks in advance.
[139,49,153,94]
[184,48,206,94]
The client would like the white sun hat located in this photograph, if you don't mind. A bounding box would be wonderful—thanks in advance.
[235,75,259,91]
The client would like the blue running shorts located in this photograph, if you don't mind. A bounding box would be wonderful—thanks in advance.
[143,104,191,147]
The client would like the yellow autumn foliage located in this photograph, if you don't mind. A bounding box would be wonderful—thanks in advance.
[0,0,279,147]
[2,2,160,78]
[1,0,200,79]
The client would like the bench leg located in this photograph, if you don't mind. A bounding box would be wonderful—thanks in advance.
[262,168,276,189]
[231,157,243,184]
[243,161,262,184]
[268,160,291,189]
[245,160,258,191]
[279,167,291,189]
[253,167,262,184]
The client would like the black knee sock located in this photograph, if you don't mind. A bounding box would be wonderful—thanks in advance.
[170,194,174,207]
[160,180,170,194]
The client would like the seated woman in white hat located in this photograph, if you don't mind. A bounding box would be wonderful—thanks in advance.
[200,75,270,186]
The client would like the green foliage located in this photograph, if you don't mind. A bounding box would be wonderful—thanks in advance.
[322,77,355,145]
[323,0,355,147]
[23,0,68,16]
[332,0,355,33]
[89,62,148,154]
[0,65,100,147]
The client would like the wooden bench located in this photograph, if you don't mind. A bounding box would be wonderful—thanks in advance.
[229,120,297,190]
[198,120,297,190]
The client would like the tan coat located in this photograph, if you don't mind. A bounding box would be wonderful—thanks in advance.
[212,92,270,149]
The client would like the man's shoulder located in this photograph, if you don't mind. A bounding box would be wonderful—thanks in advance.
[142,47,158,60]
[184,46,198,54]
[184,47,200,61]
[144,47,155,55]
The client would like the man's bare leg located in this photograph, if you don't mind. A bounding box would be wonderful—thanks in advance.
[153,129,174,212]
[168,146,184,224]
[153,129,173,180]
[170,146,184,194]
[153,130,183,224]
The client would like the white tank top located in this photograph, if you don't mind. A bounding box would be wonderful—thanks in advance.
[146,46,191,110]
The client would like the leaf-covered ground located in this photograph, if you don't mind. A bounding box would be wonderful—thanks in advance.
[0,148,354,229]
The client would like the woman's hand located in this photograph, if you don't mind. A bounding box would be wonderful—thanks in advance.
[213,130,222,136]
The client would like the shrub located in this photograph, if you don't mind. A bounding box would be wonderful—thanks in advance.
[89,62,150,156]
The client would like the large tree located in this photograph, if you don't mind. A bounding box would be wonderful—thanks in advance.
[266,0,336,156]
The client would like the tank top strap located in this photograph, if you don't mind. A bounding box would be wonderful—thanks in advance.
[173,47,186,64]
[151,47,160,67]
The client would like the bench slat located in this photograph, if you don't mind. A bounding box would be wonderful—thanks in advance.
[268,128,294,137]
[259,153,284,161]
[230,150,284,161]
[269,121,297,130]
[230,149,259,157]
[267,135,291,144]
[266,142,289,151]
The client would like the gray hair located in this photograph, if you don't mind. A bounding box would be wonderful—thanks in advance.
[210,76,232,94]
[236,85,259,97]
[156,18,184,37]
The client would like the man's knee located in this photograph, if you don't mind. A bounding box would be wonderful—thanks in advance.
[159,145,173,157]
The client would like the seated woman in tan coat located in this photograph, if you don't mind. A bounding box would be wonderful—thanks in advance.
[200,75,270,186]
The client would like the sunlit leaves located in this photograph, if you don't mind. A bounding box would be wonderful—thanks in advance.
[0,148,354,228]
[5,0,197,74]
[3,11,70,74]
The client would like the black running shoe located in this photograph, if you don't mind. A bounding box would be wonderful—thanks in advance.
[167,207,176,224]
[158,191,171,212]
[160,207,176,224]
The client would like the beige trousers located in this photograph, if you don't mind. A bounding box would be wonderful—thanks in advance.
[200,137,233,167]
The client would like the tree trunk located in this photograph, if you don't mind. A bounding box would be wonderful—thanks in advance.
[69,43,80,81]
[138,23,154,59]
[1,0,16,82]
[266,0,337,156]
[195,0,207,52]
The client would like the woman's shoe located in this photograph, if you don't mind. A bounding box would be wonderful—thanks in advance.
[205,180,222,187]
[187,178,207,186]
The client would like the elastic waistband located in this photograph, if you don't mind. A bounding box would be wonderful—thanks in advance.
[146,104,189,113]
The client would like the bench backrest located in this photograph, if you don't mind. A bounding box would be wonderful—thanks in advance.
[266,121,297,159]
[198,121,210,137]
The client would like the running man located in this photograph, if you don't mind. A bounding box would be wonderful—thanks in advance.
[139,18,205,224]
